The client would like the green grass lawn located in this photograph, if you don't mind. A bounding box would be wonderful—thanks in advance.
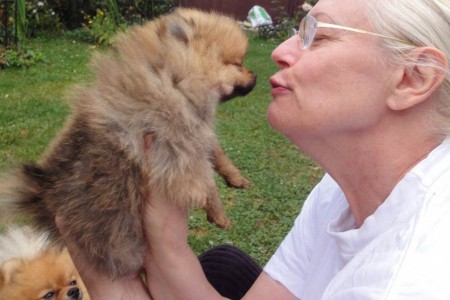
[0,34,322,265]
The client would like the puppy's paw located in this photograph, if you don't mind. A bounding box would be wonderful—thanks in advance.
[207,213,231,229]
[225,175,252,189]
[203,191,231,229]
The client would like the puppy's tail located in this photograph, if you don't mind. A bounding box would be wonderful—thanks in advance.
[0,163,50,225]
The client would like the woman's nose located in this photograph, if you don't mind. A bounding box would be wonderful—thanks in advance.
[271,36,300,68]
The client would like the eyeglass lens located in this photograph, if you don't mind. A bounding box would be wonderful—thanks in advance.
[289,28,298,38]
[301,15,317,49]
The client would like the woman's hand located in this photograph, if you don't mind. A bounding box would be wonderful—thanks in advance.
[142,134,226,300]
[141,182,190,254]
[143,187,227,300]
[141,133,191,256]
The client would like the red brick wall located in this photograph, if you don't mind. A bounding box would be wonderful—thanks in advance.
[174,0,304,22]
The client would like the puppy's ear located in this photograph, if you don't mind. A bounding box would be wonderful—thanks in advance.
[0,258,25,284]
[167,21,189,44]
[59,247,75,264]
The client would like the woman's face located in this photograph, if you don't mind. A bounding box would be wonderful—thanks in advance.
[268,0,396,146]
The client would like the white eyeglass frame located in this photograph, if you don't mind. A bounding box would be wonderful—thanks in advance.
[291,15,411,50]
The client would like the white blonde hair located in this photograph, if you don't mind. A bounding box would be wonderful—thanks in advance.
[367,0,450,136]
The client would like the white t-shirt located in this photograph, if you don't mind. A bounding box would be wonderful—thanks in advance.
[264,138,450,300]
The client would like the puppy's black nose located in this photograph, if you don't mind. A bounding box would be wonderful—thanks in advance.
[67,287,80,299]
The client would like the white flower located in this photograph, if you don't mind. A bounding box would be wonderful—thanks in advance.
[302,3,313,11]
[37,1,44,7]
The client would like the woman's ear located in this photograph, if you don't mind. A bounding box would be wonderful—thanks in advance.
[387,47,448,111]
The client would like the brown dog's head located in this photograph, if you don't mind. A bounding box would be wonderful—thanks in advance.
[170,8,257,102]
[0,249,89,300]
[110,8,257,117]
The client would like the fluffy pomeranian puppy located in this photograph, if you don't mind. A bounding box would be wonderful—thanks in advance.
[0,226,89,300]
[0,8,256,278]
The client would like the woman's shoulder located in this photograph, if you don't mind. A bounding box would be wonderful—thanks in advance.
[409,138,450,188]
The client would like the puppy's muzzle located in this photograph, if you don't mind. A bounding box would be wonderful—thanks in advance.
[222,72,257,102]
[67,287,82,300]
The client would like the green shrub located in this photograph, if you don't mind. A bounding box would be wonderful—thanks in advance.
[0,48,44,68]
[26,0,64,36]
[82,9,127,46]
[257,0,309,42]
[46,0,174,29]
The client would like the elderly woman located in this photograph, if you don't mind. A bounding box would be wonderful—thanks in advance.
[65,0,450,299]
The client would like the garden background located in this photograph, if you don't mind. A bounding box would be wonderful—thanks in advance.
[0,0,321,264]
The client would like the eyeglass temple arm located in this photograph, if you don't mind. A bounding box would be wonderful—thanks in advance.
[316,22,410,44]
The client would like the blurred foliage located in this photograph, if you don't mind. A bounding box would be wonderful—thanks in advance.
[257,0,316,42]
[46,0,174,29]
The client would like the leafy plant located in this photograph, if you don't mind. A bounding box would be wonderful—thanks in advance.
[26,0,63,36]
[14,0,27,49]
[105,0,122,25]
[0,47,44,68]
[257,0,318,42]
[45,0,174,29]
[82,8,127,46]
[257,19,297,41]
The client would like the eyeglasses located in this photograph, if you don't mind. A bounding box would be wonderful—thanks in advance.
[291,15,411,50]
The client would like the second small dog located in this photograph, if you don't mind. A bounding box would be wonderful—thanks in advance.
[0,226,90,300]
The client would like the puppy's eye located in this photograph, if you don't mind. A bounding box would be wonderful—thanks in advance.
[70,279,77,286]
[42,290,56,299]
